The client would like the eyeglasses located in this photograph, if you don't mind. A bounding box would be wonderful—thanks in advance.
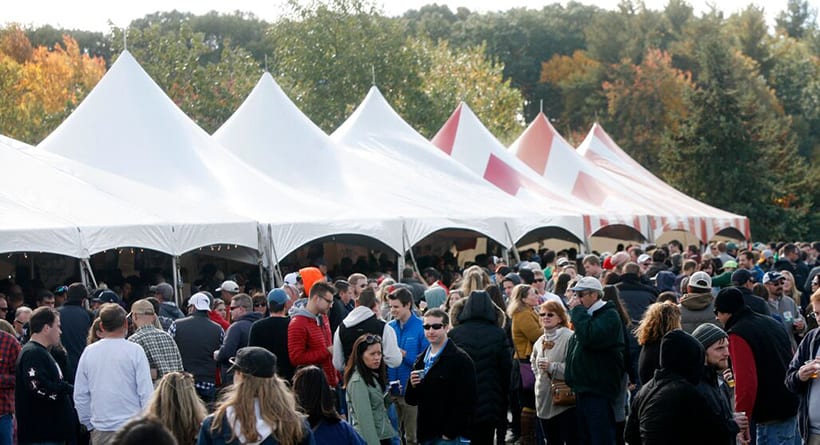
[254,303,267,308]
[534,278,545,283]
[423,323,445,330]
[229,305,241,310]
[0,307,7,312]
[320,296,333,304]
[364,334,382,344]
[539,312,557,318]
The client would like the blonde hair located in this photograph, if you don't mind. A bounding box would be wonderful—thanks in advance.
[0,319,14,336]
[87,318,102,345]
[635,302,681,345]
[506,284,533,318]
[780,270,802,310]
[539,300,569,328]
[460,266,491,298]
[211,372,305,444]
[146,372,207,445]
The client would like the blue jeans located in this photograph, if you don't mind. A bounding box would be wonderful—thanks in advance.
[576,393,616,445]
[756,416,799,445]
[0,414,11,445]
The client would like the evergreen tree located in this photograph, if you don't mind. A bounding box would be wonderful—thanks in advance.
[660,36,813,240]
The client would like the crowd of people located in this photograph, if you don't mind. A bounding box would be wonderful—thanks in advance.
[0,240,818,445]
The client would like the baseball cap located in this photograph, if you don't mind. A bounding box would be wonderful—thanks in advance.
[569,276,603,293]
[96,290,120,304]
[150,283,174,300]
[688,271,712,290]
[283,272,302,286]
[216,280,240,294]
[267,288,289,306]
[228,346,277,378]
[638,254,652,265]
[188,292,211,311]
[722,260,738,270]
[556,257,570,268]
[731,269,754,285]
[762,271,784,284]
[129,299,155,317]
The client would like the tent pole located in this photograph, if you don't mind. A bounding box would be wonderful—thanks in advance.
[402,222,419,274]
[172,256,180,306]
[83,258,98,289]
[79,259,88,288]
[269,224,283,286]
[258,260,266,294]
[504,222,521,264]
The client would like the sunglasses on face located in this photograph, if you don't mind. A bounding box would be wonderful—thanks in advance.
[534,278,545,282]
[423,323,445,330]
[539,312,557,318]
[254,303,266,308]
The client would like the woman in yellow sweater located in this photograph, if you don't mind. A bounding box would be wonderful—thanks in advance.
[507,284,543,445]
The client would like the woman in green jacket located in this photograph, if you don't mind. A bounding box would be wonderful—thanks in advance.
[344,334,396,445]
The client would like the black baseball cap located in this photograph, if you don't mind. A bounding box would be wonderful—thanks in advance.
[228,347,277,378]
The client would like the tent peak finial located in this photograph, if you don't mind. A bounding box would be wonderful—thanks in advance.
[371,65,376,86]
[539,99,543,113]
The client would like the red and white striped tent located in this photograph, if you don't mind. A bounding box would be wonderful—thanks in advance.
[576,123,750,243]
[432,103,644,242]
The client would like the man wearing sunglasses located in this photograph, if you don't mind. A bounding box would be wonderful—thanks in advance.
[565,276,625,444]
[405,309,477,444]
[215,294,263,385]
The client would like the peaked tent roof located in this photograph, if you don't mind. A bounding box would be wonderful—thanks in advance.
[432,103,641,241]
[216,73,519,252]
[331,87,571,246]
[36,51,383,258]
[509,112,703,240]
[577,123,750,242]
[0,139,176,256]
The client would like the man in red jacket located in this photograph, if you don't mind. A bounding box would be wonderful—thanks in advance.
[288,281,338,387]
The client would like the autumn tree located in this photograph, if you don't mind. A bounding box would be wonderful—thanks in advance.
[539,50,606,135]
[660,36,813,240]
[0,25,105,143]
[409,39,524,141]
[602,49,693,173]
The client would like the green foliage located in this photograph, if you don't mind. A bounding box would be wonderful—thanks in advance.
[660,37,813,240]
[112,22,260,133]
[775,0,817,39]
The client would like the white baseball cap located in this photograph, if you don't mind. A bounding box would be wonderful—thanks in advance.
[188,292,211,311]
[216,280,239,293]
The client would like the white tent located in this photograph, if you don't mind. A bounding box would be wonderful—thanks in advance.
[432,103,637,242]
[331,87,577,248]
[216,74,543,253]
[1,139,177,257]
[36,51,391,259]
[577,123,750,242]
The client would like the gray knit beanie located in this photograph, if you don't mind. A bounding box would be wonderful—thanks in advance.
[692,323,728,349]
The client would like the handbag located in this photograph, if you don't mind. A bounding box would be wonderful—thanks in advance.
[519,360,535,391]
[551,379,576,406]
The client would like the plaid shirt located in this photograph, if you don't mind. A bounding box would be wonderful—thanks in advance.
[128,325,184,380]
[0,331,21,414]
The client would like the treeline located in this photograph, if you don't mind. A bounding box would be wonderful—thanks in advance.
[0,0,818,240]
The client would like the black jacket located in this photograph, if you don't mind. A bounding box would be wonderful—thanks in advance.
[405,340,477,441]
[15,341,76,442]
[448,291,511,426]
[172,311,224,384]
[737,286,772,316]
[58,302,93,381]
[616,274,658,323]
[696,366,741,445]
[726,307,798,423]
[249,316,295,382]
[784,327,820,440]
[626,331,732,445]
[328,296,351,334]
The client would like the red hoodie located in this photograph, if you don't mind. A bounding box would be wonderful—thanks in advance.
[209,310,230,331]
[287,308,338,387]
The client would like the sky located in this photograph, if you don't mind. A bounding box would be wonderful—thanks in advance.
[3,0,793,33]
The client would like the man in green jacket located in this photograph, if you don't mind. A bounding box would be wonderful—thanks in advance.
[565,276,625,445]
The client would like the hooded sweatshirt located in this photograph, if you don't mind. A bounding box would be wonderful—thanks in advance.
[680,290,719,334]
[287,308,338,387]
[332,306,402,371]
